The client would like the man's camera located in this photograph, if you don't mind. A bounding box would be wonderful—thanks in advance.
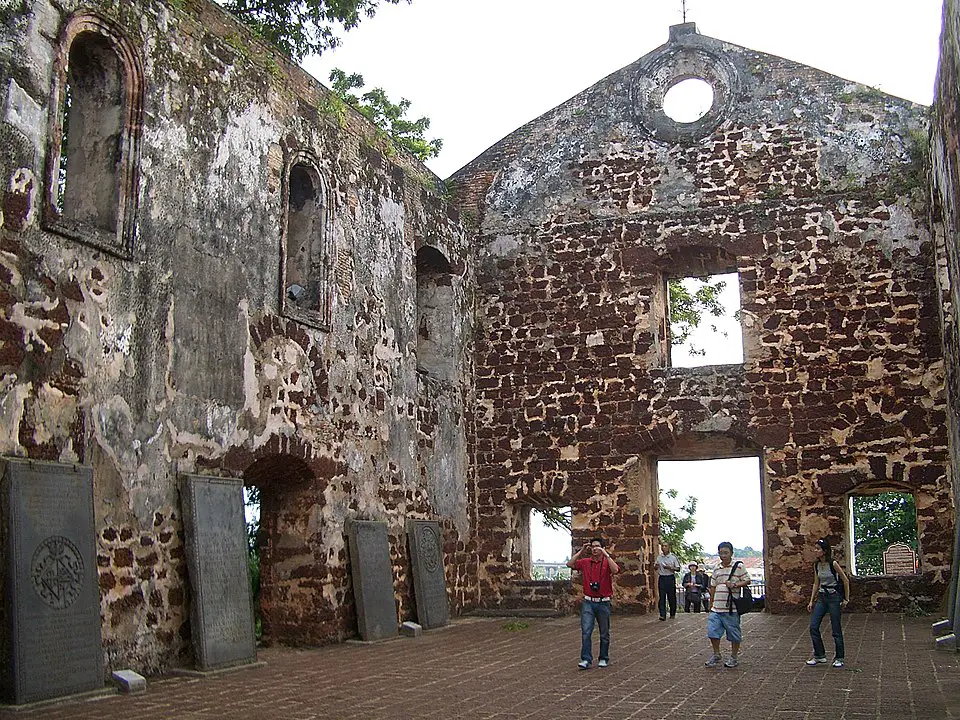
[589,581,601,593]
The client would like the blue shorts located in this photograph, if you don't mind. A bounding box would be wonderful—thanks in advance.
[707,611,742,643]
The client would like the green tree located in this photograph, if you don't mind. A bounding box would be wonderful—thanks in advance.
[328,69,442,161]
[218,0,409,61]
[852,492,917,575]
[668,277,729,356]
[659,488,703,562]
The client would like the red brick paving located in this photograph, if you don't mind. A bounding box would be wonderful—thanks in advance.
[4,612,959,719]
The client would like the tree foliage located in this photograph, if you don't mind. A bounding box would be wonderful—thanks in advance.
[659,488,703,562]
[667,277,729,355]
[852,492,917,575]
[219,0,408,61]
[533,493,703,564]
[328,68,442,161]
[537,506,571,533]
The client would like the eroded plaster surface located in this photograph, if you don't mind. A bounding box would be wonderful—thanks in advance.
[0,0,472,673]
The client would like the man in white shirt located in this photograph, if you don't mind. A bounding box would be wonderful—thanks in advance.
[654,542,681,620]
[704,541,751,668]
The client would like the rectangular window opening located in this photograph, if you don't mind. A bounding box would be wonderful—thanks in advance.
[529,506,572,581]
[667,272,743,368]
[849,492,918,576]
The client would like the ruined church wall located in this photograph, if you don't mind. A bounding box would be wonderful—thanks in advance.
[0,0,475,673]
[931,0,960,633]
[454,29,952,612]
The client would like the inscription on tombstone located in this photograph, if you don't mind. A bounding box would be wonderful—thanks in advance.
[345,520,398,641]
[882,542,917,575]
[1,459,102,705]
[406,520,449,629]
[180,475,257,670]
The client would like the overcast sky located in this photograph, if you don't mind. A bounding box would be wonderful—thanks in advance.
[306,0,944,178]
[304,2,946,561]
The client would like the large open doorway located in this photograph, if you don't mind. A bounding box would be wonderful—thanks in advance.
[656,457,764,607]
[243,454,317,645]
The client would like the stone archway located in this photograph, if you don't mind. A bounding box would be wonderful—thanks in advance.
[243,453,320,646]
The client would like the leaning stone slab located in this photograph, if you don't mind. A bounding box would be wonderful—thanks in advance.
[345,519,398,641]
[0,459,103,705]
[111,670,145,694]
[180,475,257,671]
[406,520,449,629]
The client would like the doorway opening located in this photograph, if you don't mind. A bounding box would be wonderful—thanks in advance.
[656,457,764,606]
[243,454,316,645]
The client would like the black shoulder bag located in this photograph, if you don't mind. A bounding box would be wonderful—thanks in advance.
[728,561,754,615]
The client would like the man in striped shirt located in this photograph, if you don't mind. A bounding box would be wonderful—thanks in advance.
[704,541,751,669]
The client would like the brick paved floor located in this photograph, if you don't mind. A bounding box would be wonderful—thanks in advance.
[5,612,960,720]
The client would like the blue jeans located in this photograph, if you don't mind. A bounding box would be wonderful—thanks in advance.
[580,600,611,664]
[810,592,844,659]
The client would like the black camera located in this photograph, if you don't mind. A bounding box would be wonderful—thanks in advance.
[589,581,601,592]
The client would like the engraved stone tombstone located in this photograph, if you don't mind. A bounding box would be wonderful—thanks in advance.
[0,459,103,705]
[345,520,398,641]
[406,520,449,629]
[181,475,257,670]
[882,542,918,575]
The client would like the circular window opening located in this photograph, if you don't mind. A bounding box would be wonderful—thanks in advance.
[662,78,715,123]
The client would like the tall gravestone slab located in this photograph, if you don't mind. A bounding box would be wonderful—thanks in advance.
[406,520,449,629]
[345,520,398,641]
[180,475,257,670]
[1,459,103,705]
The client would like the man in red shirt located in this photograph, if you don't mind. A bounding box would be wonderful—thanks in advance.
[567,538,620,669]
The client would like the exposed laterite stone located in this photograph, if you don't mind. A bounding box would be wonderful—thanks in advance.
[454,22,952,614]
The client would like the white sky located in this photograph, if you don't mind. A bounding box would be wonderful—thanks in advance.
[301,2,944,561]
[305,0,945,178]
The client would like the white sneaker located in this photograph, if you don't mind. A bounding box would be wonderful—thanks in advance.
[832,659,845,668]
[806,657,828,666]
[578,660,590,670]
[704,654,722,668]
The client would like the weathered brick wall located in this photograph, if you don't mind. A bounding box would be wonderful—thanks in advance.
[0,0,474,672]
[454,25,952,613]
[931,0,960,635]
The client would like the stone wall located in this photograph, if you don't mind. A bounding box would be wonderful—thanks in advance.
[931,0,960,640]
[0,0,474,673]
[454,24,953,613]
